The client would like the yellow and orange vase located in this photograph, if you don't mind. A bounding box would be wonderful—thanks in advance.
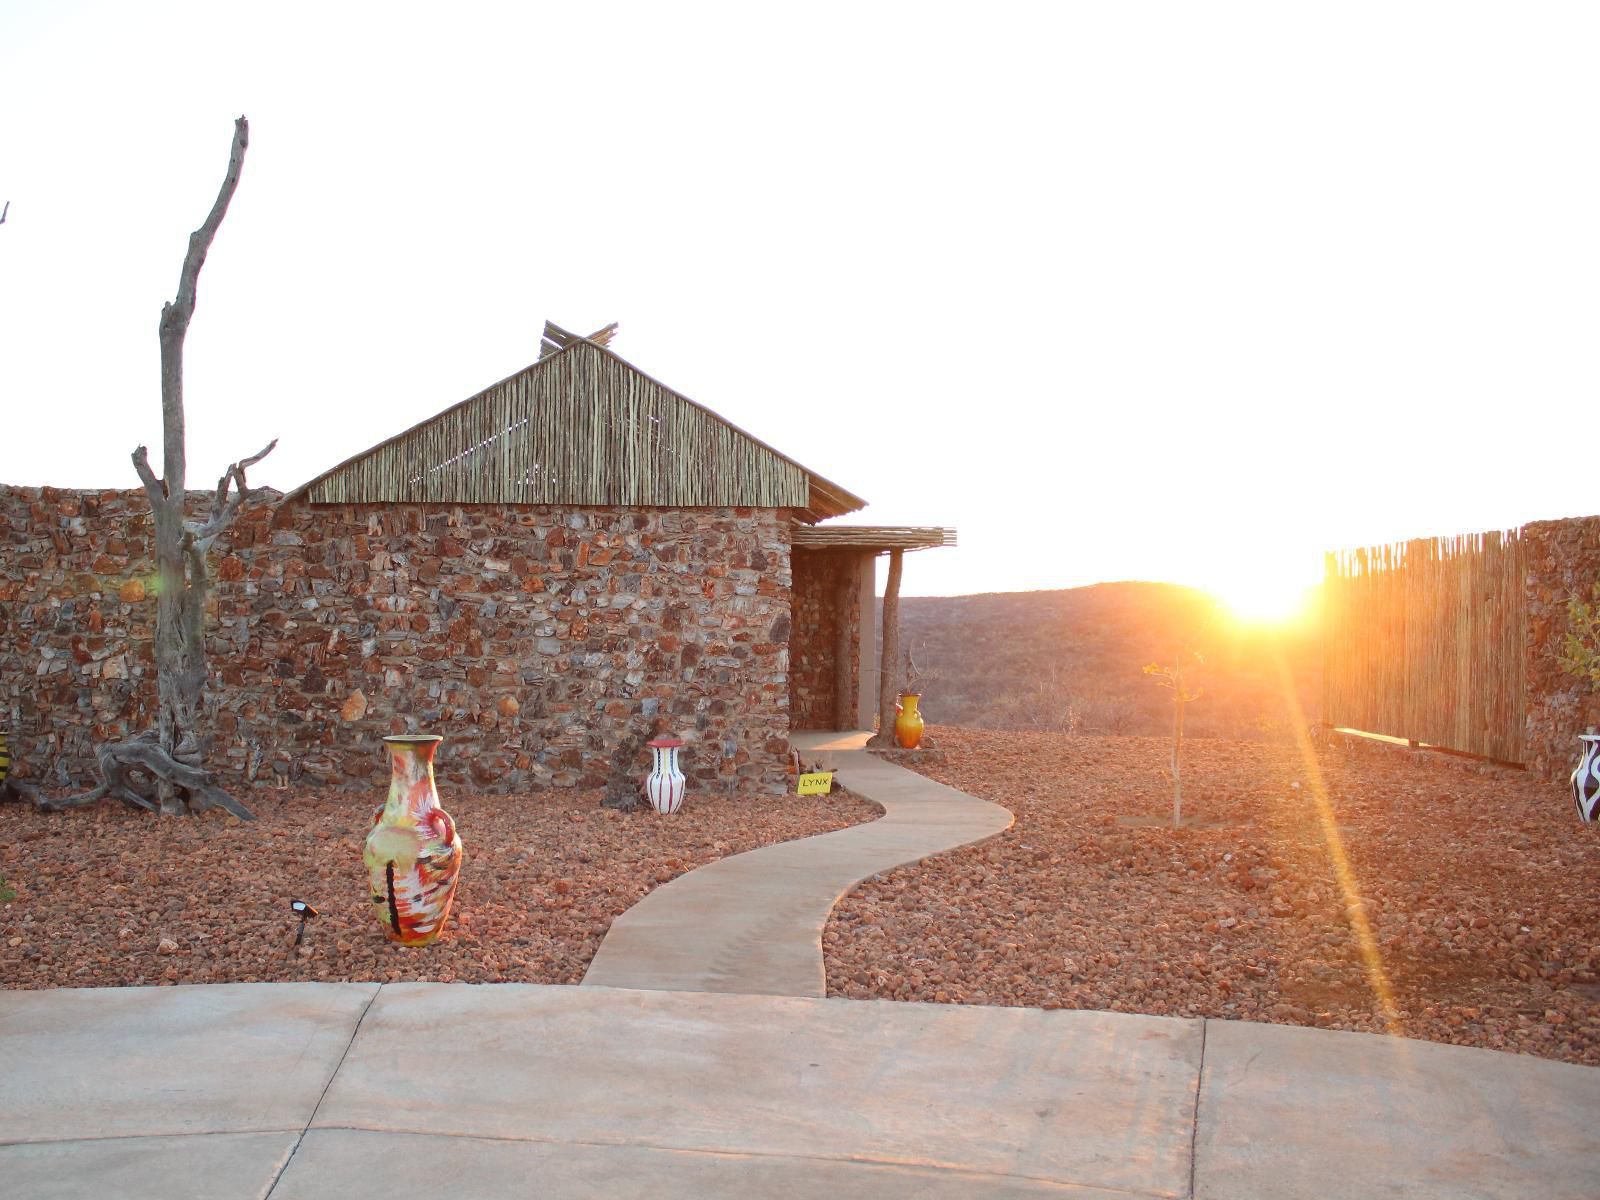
[364,734,463,946]
[894,694,925,749]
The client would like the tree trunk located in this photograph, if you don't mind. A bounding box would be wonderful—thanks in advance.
[867,549,903,748]
[153,498,194,812]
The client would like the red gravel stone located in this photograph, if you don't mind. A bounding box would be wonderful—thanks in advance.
[1,785,877,990]
[822,727,1600,1067]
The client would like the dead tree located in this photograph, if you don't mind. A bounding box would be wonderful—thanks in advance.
[40,117,272,820]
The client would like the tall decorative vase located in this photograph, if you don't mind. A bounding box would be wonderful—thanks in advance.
[894,693,925,750]
[0,729,10,788]
[1572,735,1600,823]
[645,737,686,814]
[364,734,463,945]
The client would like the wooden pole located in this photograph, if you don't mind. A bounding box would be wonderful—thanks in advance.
[868,549,903,747]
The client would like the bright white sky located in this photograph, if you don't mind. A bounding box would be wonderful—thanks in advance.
[2,2,1596,610]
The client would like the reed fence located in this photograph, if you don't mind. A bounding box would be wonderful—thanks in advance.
[1323,528,1526,762]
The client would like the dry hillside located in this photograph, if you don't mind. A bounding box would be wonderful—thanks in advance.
[893,581,1321,741]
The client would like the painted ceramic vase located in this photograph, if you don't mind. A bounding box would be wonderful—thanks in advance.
[1571,734,1600,823]
[894,693,925,750]
[364,735,463,945]
[645,737,686,814]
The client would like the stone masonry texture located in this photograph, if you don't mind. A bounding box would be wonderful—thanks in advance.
[1522,516,1600,779]
[788,547,863,730]
[0,485,806,796]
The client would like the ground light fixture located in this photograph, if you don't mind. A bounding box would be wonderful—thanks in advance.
[290,899,319,947]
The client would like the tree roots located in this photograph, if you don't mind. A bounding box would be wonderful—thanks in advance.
[0,778,37,805]
[37,731,255,820]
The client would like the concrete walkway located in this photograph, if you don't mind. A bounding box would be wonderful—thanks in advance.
[582,730,1013,995]
[3,982,1597,1199]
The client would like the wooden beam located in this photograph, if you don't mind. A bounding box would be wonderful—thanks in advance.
[790,525,957,551]
[868,548,903,747]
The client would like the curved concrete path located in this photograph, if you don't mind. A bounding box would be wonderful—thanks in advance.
[582,731,1012,995]
[4,982,1598,1199]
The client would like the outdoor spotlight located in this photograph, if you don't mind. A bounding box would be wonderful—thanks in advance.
[290,899,319,947]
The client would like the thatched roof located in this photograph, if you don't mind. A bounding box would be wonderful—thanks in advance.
[790,526,957,553]
[285,330,866,523]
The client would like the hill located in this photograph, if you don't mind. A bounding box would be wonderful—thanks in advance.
[890,581,1322,741]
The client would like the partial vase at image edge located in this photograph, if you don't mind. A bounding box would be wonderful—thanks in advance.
[1571,733,1600,823]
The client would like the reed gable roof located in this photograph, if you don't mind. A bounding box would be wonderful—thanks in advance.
[285,335,866,523]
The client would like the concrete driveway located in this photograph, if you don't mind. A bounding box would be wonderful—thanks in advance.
[3,981,1596,1199]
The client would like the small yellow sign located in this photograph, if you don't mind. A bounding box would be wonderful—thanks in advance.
[796,771,833,796]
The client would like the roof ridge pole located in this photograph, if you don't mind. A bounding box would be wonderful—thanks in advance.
[867,548,904,747]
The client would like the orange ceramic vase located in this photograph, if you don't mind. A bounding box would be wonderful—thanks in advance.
[364,735,463,946]
[894,693,925,749]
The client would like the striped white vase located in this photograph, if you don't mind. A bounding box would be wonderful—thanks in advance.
[1571,735,1600,823]
[645,738,686,814]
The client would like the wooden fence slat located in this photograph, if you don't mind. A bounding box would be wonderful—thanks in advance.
[1324,526,1525,762]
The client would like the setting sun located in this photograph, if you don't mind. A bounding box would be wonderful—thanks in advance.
[1208,571,1319,626]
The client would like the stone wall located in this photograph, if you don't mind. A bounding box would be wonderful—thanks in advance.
[0,485,795,796]
[1522,516,1600,779]
[788,548,864,730]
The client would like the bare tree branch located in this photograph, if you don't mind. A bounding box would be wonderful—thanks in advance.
[193,438,276,547]
[171,117,249,324]
[131,445,165,504]
[0,200,9,225]
[159,115,249,498]
[230,437,276,475]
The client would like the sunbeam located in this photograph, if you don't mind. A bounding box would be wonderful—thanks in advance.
[1273,651,1404,1036]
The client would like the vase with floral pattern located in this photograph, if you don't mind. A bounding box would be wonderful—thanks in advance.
[364,734,463,945]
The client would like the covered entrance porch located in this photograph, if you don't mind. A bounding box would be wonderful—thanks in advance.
[787,525,956,738]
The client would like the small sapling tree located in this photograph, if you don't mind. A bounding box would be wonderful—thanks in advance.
[1144,649,1203,829]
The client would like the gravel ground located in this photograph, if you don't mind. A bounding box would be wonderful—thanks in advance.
[0,783,878,989]
[9,729,1599,1068]
[823,727,1600,1066]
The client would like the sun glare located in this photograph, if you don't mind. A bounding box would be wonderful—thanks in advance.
[1209,573,1316,626]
